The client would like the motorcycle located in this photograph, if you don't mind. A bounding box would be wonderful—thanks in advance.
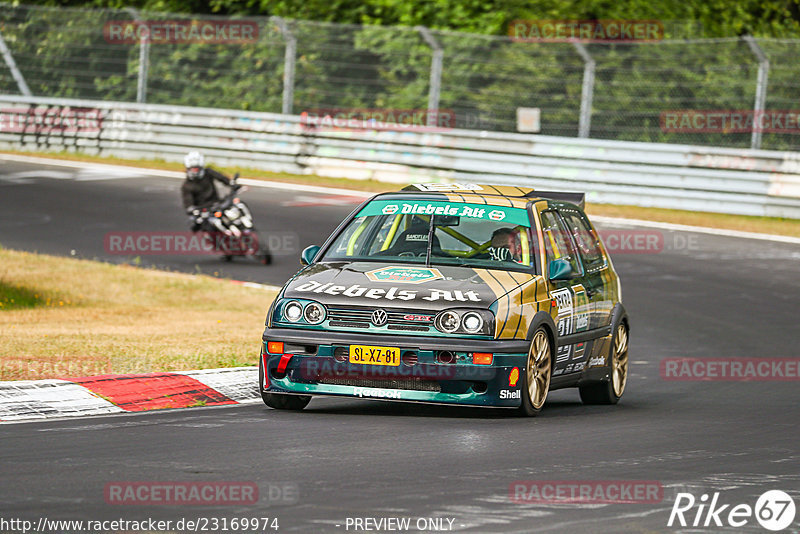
[192,174,272,264]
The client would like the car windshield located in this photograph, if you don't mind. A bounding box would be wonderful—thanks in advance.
[321,198,535,271]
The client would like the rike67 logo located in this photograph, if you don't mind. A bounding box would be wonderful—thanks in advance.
[668,490,796,531]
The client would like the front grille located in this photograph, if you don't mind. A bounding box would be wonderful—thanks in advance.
[327,306,434,331]
[388,324,428,332]
[329,321,370,328]
[318,376,441,392]
[327,308,372,321]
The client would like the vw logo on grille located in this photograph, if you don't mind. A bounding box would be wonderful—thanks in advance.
[371,309,388,326]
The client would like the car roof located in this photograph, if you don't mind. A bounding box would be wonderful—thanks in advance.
[399,183,586,210]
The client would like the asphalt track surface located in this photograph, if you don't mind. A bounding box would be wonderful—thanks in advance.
[2,159,800,533]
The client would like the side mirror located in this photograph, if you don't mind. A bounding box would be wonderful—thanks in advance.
[301,245,320,266]
[548,259,573,281]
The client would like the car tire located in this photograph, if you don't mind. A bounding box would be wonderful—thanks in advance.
[261,392,311,411]
[579,321,629,405]
[518,327,552,417]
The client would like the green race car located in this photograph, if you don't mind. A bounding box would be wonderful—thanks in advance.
[260,183,629,416]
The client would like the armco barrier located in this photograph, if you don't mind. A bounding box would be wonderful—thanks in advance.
[1,95,799,218]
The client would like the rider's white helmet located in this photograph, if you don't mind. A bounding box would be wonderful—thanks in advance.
[184,151,205,180]
[184,151,204,168]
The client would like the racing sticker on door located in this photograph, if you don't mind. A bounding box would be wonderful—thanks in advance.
[551,285,590,375]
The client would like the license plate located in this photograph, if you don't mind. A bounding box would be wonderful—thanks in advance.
[349,345,400,366]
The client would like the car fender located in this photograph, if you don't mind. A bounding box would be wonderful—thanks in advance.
[523,310,558,350]
[612,302,629,332]
[578,302,629,384]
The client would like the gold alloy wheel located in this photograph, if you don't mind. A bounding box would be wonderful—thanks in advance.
[527,330,552,410]
[612,323,629,398]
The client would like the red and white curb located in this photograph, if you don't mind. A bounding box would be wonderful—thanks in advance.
[0,367,260,423]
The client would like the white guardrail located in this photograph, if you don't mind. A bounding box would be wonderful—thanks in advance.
[1,94,800,218]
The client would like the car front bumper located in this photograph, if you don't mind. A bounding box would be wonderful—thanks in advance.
[261,327,530,408]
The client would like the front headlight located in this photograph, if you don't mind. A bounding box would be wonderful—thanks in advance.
[462,311,484,334]
[284,301,303,323]
[434,309,493,336]
[435,310,460,333]
[303,302,326,324]
[277,299,327,325]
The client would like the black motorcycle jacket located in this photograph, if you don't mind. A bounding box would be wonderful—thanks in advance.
[181,167,232,212]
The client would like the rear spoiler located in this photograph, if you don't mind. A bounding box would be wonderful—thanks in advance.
[526,191,585,210]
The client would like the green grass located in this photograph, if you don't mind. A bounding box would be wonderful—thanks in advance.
[0,281,53,310]
[0,248,277,380]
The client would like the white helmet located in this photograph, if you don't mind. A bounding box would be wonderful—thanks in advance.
[184,151,204,168]
[184,151,204,180]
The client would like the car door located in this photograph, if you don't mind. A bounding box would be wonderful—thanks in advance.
[558,207,611,332]
[539,209,591,376]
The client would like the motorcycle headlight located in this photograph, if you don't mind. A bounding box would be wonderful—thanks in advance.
[284,301,303,323]
[225,207,240,219]
[303,302,326,324]
[435,310,460,333]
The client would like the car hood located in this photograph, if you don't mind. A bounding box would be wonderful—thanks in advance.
[283,262,532,312]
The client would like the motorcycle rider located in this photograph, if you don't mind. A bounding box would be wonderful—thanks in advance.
[181,151,236,231]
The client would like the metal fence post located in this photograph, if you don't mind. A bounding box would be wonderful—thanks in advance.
[417,26,443,128]
[126,8,149,103]
[743,36,769,150]
[0,28,32,96]
[572,41,595,138]
[274,17,296,115]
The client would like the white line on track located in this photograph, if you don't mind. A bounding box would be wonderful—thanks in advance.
[3,170,74,180]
